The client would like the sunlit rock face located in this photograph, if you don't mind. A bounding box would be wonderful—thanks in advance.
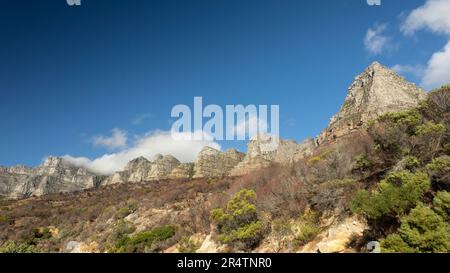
[317,62,426,144]
[229,135,316,176]
[193,147,245,178]
[104,154,185,185]
[0,157,102,199]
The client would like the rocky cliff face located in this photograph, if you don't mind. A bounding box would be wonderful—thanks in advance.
[0,157,103,199]
[0,62,428,199]
[229,135,316,176]
[104,154,184,185]
[317,62,426,144]
[193,147,245,178]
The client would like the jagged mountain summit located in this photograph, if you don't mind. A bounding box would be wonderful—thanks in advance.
[0,157,103,199]
[0,62,429,200]
[104,154,182,184]
[317,62,426,143]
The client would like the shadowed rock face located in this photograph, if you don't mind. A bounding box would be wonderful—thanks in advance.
[317,62,426,144]
[193,147,245,178]
[0,157,102,199]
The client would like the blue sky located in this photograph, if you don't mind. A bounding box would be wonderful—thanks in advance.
[1,0,449,173]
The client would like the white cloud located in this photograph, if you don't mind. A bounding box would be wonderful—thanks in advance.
[364,24,390,54]
[64,130,220,175]
[92,128,127,150]
[399,0,450,89]
[421,41,450,89]
[401,0,450,36]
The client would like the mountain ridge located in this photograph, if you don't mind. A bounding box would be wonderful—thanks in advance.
[0,62,428,200]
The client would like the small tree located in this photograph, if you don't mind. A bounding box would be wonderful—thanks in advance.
[433,191,450,221]
[427,156,450,190]
[350,171,430,219]
[413,122,446,159]
[381,203,450,253]
[210,189,263,249]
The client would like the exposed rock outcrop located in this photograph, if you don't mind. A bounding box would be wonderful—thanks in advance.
[169,163,194,179]
[299,216,367,253]
[0,157,103,199]
[317,62,426,144]
[193,147,245,178]
[104,154,184,185]
[0,62,429,199]
[230,135,316,176]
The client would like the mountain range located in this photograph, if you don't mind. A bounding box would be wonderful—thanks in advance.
[1,62,448,254]
[0,62,426,200]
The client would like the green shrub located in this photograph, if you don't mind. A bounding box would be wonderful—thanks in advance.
[111,220,135,241]
[403,156,421,171]
[369,113,416,161]
[0,214,10,223]
[379,109,422,130]
[414,122,445,137]
[427,156,450,173]
[426,156,450,189]
[350,171,430,219]
[211,189,263,249]
[433,191,450,221]
[444,143,450,155]
[293,211,320,246]
[116,203,138,219]
[219,221,263,246]
[352,154,372,172]
[380,234,416,253]
[115,225,176,253]
[381,203,450,253]
[413,122,446,159]
[0,241,41,253]
[177,236,201,253]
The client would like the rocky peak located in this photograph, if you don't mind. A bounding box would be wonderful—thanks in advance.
[318,62,427,144]
[147,155,181,180]
[152,154,164,161]
[105,154,184,184]
[160,155,180,164]
[0,156,101,199]
[125,156,151,171]
[42,156,63,168]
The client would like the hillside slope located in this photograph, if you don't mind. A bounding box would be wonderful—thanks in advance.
[0,69,448,253]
